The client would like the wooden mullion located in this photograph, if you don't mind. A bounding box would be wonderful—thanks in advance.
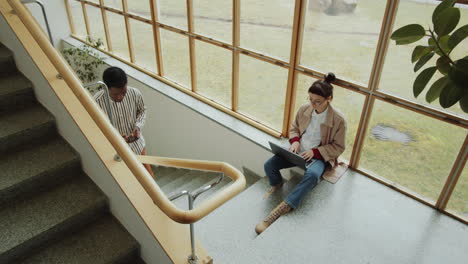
[187,0,197,92]
[350,0,399,168]
[64,0,75,35]
[98,0,112,51]
[81,1,91,36]
[232,0,240,111]
[122,0,135,63]
[283,0,306,138]
[149,0,163,76]
[436,135,468,209]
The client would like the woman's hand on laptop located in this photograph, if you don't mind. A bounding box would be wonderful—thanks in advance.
[301,149,314,161]
[289,142,300,153]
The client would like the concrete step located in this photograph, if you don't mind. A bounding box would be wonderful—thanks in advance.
[0,175,108,263]
[0,103,56,153]
[0,72,35,113]
[157,168,192,189]
[0,44,16,75]
[0,137,81,206]
[18,214,142,264]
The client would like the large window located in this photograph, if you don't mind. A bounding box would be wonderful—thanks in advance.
[65,0,468,222]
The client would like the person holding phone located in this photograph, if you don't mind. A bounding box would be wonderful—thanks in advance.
[255,73,346,234]
[94,66,154,177]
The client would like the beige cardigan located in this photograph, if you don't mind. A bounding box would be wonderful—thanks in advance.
[290,103,347,182]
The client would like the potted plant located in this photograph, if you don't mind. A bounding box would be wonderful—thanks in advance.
[390,0,468,113]
[62,36,106,94]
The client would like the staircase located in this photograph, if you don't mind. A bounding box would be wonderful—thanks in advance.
[0,43,145,263]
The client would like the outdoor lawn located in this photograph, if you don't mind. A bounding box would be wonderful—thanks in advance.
[68,0,467,217]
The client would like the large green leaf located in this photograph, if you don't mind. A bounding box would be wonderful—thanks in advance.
[412,46,433,63]
[414,52,435,72]
[414,67,437,98]
[460,93,468,113]
[434,8,460,36]
[426,76,448,103]
[448,58,468,89]
[391,24,426,45]
[436,56,451,75]
[432,0,456,24]
[437,35,451,56]
[448,25,468,50]
[439,82,463,108]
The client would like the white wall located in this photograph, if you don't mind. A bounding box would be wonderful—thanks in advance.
[24,0,70,48]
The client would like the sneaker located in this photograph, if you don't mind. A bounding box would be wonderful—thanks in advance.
[262,183,284,200]
[255,201,292,234]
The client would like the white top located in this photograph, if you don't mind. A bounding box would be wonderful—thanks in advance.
[300,107,328,153]
[94,86,147,154]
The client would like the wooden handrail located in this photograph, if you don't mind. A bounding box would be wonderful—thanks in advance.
[7,0,245,224]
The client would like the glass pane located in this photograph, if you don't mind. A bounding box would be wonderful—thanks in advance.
[193,0,232,43]
[69,1,87,37]
[160,29,191,88]
[447,164,468,220]
[104,0,122,10]
[360,100,466,204]
[238,55,288,131]
[130,19,157,73]
[294,73,365,162]
[107,12,130,60]
[85,5,108,49]
[379,0,468,118]
[240,0,294,60]
[301,0,385,87]
[195,40,232,107]
[87,0,99,4]
[127,0,151,18]
[158,0,187,30]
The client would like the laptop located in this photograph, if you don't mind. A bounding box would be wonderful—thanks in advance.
[269,141,316,169]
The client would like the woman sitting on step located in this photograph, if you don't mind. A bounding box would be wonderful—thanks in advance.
[255,73,346,235]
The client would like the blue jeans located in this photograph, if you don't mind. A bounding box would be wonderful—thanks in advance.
[264,155,326,209]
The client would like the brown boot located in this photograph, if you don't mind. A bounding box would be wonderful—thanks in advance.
[255,201,292,234]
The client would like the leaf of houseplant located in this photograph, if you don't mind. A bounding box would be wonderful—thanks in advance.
[426,76,448,103]
[439,82,463,108]
[460,93,468,113]
[436,35,451,56]
[448,58,468,89]
[414,52,435,72]
[414,66,437,97]
[412,46,433,63]
[391,24,426,45]
[448,24,468,50]
[432,0,456,24]
[436,56,451,75]
[434,7,460,36]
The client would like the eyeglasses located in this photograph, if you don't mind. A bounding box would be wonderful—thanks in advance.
[307,97,325,106]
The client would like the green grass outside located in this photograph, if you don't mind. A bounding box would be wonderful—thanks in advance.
[68,0,467,217]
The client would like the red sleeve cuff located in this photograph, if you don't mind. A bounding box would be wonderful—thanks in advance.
[312,148,323,160]
[289,137,300,144]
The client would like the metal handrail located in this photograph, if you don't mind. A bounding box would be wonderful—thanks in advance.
[168,173,226,264]
[20,0,52,44]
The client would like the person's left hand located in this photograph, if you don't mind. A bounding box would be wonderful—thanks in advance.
[300,149,314,161]
[132,127,140,139]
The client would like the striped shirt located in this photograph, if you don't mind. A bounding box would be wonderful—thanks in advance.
[94,86,147,154]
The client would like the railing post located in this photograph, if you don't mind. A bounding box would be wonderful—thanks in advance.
[188,194,197,264]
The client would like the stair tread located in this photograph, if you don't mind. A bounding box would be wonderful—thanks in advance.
[156,168,192,188]
[0,72,32,97]
[19,214,138,264]
[0,103,54,139]
[0,138,79,192]
[0,175,106,255]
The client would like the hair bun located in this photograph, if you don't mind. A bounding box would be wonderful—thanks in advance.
[324,72,336,83]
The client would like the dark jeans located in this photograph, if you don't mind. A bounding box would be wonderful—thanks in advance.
[264,154,326,208]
